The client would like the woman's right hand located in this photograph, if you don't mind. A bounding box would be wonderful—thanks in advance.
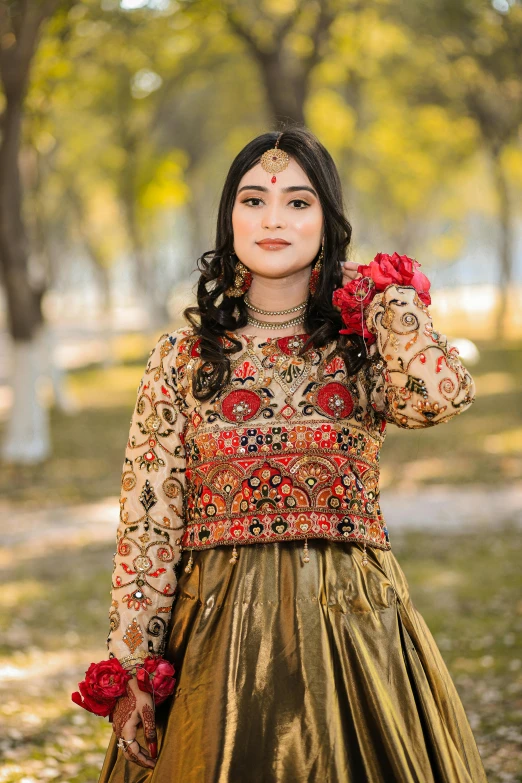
[112,676,157,769]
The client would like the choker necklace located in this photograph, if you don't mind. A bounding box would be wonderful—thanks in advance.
[246,313,306,330]
[244,295,308,316]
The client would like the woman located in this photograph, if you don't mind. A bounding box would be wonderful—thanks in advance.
[81,127,487,782]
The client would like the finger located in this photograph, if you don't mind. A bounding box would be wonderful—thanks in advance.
[141,702,158,759]
[122,738,156,769]
[342,269,357,283]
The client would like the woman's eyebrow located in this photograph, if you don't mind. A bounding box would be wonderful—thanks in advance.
[237,184,317,197]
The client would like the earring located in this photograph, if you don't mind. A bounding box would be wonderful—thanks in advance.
[225,258,252,297]
[309,243,324,295]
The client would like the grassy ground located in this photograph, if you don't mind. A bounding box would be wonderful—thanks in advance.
[0,528,520,782]
[0,335,521,781]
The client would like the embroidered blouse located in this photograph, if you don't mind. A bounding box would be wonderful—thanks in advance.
[107,284,476,672]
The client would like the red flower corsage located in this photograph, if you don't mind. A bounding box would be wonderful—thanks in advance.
[71,658,132,717]
[357,252,431,305]
[333,251,431,344]
[333,275,377,345]
[71,655,176,719]
[136,656,176,706]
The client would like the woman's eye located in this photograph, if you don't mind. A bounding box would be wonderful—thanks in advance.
[242,198,310,208]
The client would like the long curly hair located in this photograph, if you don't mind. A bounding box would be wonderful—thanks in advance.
[183,125,367,400]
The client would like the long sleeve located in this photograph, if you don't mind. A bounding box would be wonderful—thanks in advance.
[364,284,476,429]
[106,333,187,672]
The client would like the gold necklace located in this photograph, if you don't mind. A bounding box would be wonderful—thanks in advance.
[246,313,306,330]
[244,295,308,316]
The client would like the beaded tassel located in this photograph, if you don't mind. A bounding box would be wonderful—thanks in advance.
[184,548,193,574]
[362,541,368,568]
[303,537,310,563]
[229,542,238,564]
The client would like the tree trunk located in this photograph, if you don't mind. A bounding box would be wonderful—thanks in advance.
[225,2,335,127]
[1,327,51,462]
[0,0,64,462]
[490,147,513,341]
[260,53,306,126]
[0,89,50,462]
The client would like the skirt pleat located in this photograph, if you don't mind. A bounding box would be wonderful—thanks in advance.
[98,540,488,783]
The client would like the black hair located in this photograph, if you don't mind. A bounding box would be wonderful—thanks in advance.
[183,125,366,400]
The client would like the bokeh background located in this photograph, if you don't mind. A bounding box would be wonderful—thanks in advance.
[0,1,521,781]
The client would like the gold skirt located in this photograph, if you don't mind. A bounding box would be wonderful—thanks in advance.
[98,540,488,783]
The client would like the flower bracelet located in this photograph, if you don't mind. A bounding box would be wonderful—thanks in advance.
[71,655,176,720]
[333,251,432,344]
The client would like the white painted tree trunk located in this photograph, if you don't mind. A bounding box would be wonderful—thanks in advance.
[1,327,51,463]
[45,327,77,413]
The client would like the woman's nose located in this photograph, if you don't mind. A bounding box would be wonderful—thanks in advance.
[262,207,286,230]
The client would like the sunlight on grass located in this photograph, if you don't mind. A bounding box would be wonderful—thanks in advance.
[484,427,522,455]
[67,364,144,409]
[474,372,517,396]
[1,582,43,609]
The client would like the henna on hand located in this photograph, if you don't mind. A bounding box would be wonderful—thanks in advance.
[112,681,156,768]
[142,703,156,742]
[112,683,136,738]
[124,742,146,767]
[142,702,158,758]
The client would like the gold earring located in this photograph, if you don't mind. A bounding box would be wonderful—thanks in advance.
[225,258,252,297]
[309,243,324,295]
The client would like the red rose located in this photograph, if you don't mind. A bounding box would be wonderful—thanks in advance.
[136,656,176,705]
[410,268,431,305]
[357,252,431,305]
[71,658,132,717]
[332,278,377,345]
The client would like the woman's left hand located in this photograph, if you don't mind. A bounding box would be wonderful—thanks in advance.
[341,260,361,285]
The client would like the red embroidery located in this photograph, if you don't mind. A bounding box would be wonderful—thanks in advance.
[317,382,354,419]
[221,389,262,422]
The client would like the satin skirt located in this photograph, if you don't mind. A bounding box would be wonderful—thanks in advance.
[98,540,488,783]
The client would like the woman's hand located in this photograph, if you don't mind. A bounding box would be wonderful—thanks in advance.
[341,260,361,286]
[112,676,157,769]
[334,261,362,311]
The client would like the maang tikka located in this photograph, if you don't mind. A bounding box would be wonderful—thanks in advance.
[260,132,289,183]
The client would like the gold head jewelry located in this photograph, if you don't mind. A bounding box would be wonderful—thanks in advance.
[260,132,289,183]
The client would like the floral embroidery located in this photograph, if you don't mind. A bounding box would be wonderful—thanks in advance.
[106,336,187,672]
[106,280,476,670]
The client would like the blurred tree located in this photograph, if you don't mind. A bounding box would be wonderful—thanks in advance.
[382,0,522,338]
[219,0,337,125]
[0,0,79,463]
[307,5,479,261]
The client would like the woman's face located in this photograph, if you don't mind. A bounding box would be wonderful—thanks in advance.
[231,156,323,279]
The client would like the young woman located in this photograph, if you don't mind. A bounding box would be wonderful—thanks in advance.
[82,127,487,782]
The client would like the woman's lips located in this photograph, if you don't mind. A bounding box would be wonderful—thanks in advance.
[256,240,290,251]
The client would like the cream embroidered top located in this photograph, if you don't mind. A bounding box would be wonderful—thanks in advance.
[106,284,476,671]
